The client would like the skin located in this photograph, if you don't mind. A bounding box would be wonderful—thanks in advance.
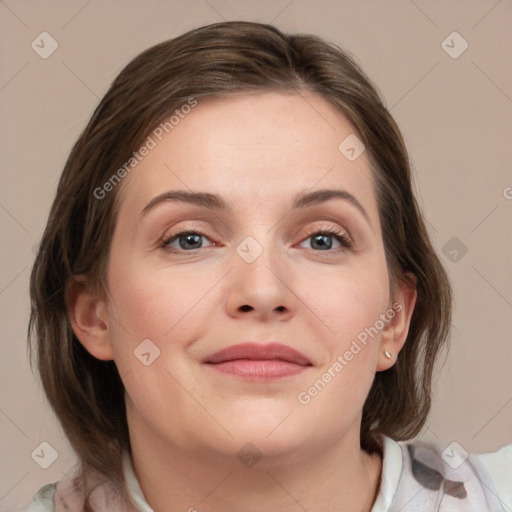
[68,90,417,512]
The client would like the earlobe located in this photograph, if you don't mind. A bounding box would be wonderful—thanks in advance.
[377,273,417,371]
[65,276,115,361]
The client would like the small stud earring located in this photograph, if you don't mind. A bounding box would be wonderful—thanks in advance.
[384,350,392,359]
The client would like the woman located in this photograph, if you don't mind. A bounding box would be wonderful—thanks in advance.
[26,21,511,512]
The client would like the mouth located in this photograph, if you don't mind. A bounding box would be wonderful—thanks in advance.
[202,342,313,380]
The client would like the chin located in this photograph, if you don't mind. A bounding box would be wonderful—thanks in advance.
[221,422,309,463]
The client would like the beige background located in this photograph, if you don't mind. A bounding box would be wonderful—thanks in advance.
[1,0,511,509]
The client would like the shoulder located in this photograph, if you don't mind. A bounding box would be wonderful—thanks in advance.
[24,459,146,512]
[475,443,512,510]
[390,437,512,511]
[23,469,107,512]
[24,483,57,512]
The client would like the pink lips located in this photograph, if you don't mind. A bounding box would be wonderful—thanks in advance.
[203,342,312,380]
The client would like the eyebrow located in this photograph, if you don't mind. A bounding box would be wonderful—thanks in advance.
[141,188,371,225]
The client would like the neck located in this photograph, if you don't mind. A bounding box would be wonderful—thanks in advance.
[128,421,383,512]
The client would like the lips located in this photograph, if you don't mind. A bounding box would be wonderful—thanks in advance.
[203,342,313,380]
[203,342,312,366]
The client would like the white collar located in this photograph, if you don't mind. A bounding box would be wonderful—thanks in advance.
[122,452,155,512]
[370,435,404,511]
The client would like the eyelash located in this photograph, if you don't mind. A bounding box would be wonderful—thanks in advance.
[159,227,353,254]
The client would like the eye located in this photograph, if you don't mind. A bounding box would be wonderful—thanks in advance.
[299,228,353,251]
[159,228,353,254]
[161,231,216,252]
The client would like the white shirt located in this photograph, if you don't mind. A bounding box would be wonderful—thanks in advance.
[25,435,512,511]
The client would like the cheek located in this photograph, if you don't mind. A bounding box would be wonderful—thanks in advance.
[103,260,204,410]
[106,253,215,343]
[294,269,387,423]
[304,261,390,350]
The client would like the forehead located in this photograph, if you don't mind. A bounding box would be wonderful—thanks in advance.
[116,90,377,220]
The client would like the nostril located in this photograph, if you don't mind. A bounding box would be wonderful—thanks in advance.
[240,305,253,312]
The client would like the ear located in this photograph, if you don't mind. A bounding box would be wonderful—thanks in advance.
[65,275,115,361]
[376,272,417,371]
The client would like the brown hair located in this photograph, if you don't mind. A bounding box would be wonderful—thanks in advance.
[28,20,452,505]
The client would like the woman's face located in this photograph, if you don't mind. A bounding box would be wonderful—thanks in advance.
[89,91,413,462]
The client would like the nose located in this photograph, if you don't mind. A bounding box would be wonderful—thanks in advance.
[224,236,296,322]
